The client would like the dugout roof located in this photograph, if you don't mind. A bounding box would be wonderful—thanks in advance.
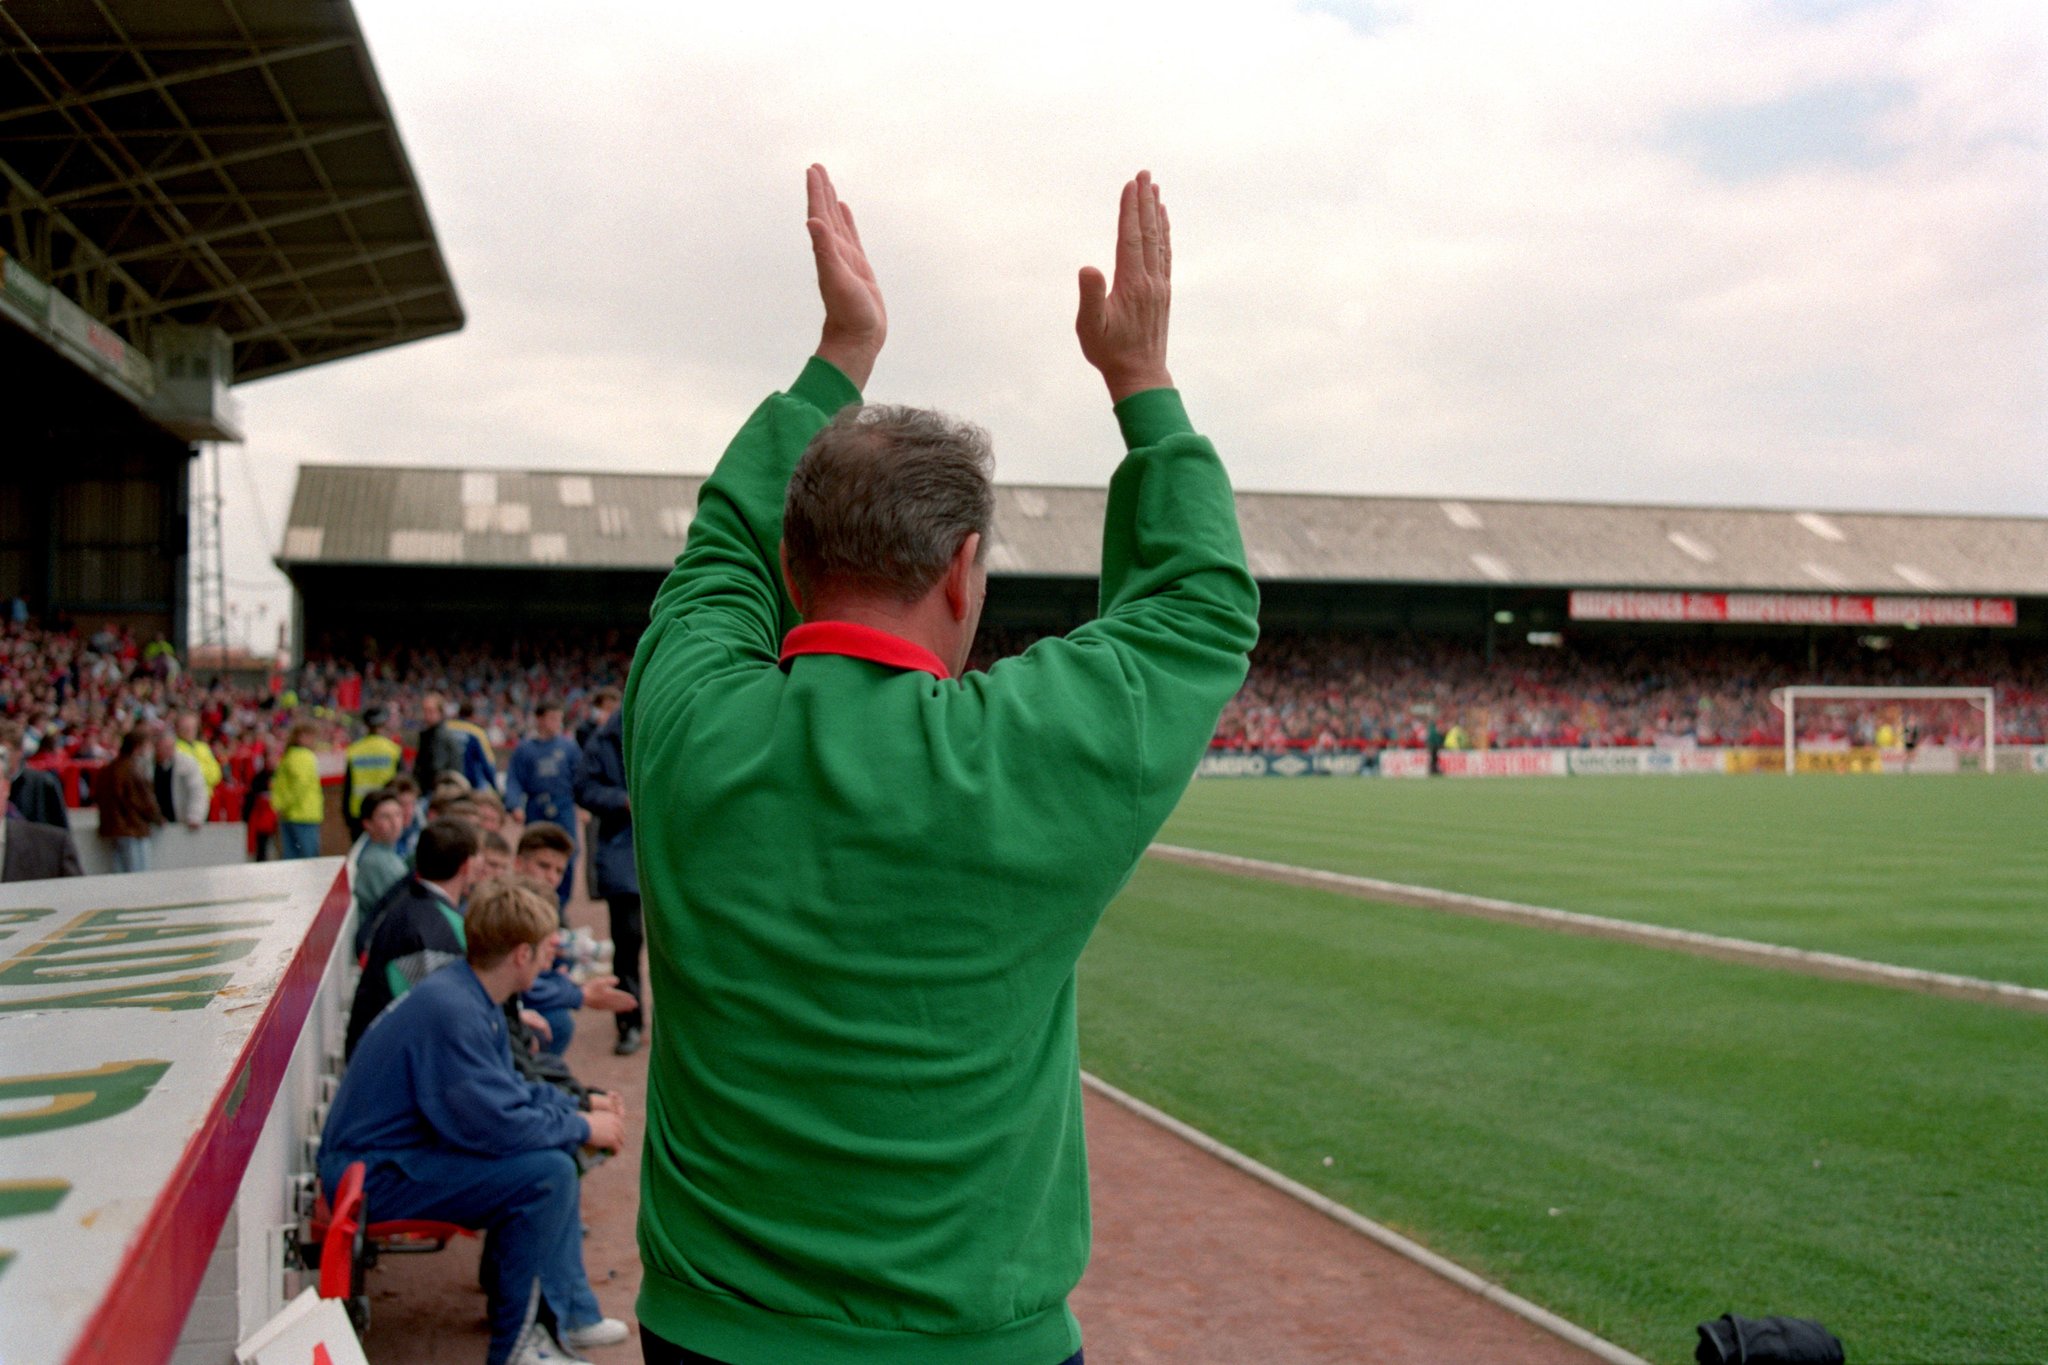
[277,465,2048,598]
[0,0,461,384]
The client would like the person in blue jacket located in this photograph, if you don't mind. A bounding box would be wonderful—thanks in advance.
[504,702,583,912]
[573,707,642,1055]
[319,877,629,1365]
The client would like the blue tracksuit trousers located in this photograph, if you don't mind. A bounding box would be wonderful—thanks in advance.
[357,1147,601,1363]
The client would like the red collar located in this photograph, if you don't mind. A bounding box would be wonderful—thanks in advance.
[780,621,951,680]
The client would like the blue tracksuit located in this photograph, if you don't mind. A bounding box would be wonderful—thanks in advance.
[505,734,582,831]
[319,961,602,1362]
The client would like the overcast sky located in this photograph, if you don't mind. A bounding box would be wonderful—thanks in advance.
[214,0,2047,648]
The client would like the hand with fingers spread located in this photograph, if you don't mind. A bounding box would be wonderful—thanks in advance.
[1076,169,1174,403]
[806,163,886,390]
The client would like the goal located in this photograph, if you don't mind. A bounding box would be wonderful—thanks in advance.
[1766,686,1996,775]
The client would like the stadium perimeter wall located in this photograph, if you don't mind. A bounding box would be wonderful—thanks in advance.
[0,861,354,1365]
[1197,745,2048,778]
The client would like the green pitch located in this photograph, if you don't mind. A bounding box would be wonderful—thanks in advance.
[1160,773,2048,986]
[1076,776,2048,1364]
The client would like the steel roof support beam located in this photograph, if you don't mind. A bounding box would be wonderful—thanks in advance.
[94,187,410,265]
[227,281,450,342]
[107,241,434,322]
[39,120,385,208]
[0,39,353,126]
[218,0,403,349]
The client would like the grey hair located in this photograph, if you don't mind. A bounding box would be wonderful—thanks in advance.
[783,403,995,604]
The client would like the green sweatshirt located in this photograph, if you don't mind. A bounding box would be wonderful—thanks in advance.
[624,358,1259,1364]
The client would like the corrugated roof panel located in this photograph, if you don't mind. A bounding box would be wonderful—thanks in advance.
[276,464,2048,595]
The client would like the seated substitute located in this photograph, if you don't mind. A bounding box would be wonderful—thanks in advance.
[318,877,629,1365]
[347,817,482,1056]
[623,167,1257,1364]
[512,822,637,1056]
[344,787,410,924]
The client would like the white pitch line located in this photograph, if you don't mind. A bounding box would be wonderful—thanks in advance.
[1081,1071,1653,1365]
[1147,844,2048,1015]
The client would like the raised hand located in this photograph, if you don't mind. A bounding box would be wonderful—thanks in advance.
[807,163,886,390]
[1076,170,1174,403]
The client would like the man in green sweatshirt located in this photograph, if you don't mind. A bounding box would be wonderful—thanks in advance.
[625,165,1259,1365]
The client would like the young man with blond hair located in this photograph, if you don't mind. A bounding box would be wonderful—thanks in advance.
[320,876,628,1365]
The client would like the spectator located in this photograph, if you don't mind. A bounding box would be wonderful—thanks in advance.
[149,727,209,831]
[342,704,404,840]
[510,822,636,1057]
[173,710,222,802]
[450,699,500,792]
[91,725,162,873]
[271,722,325,859]
[469,787,510,838]
[503,702,581,910]
[0,722,68,830]
[2,739,81,881]
[346,788,410,927]
[479,829,514,881]
[347,818,482,1054]
[387,772,424,863]
[412,693,465,794]
[316,875,628,1365]
[577,687,618,750]
[574,706,641,1056]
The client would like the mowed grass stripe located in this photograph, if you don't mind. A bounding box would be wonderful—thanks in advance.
[1159,775,2048,987]
[1078,860,2048,1365]
[1149,842,2048,1013]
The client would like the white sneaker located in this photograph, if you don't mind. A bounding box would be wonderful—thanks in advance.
[561,1317,630,1349]
[507,1323,589,1365]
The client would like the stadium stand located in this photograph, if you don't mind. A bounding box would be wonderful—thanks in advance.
[273,466,2047,759]
[0,5,467,1360]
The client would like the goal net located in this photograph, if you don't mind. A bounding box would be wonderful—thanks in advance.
[1766,686,1996,775]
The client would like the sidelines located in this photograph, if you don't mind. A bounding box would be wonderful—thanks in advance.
[1147,843,2048,1015]
[1079,1072,1651,1365]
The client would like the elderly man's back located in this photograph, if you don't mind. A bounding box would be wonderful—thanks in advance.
[625,168,1256,1365]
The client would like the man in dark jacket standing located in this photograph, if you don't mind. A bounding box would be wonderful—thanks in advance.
[1,723,69,831]
[1,739,81,882]
[574,708,641,1054]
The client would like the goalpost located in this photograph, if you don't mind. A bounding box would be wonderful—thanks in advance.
[1767,685,1996,775]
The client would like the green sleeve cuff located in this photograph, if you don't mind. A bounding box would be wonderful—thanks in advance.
[789,356,864,415]
[1112,387,1193,450]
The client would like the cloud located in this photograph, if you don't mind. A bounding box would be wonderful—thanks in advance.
[1663,81,1915,181]
[218,0,2048,634]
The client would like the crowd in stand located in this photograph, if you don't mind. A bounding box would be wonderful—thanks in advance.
[1205,631,2048,750]
[5,616,2046,842]
[967,625,2048,750]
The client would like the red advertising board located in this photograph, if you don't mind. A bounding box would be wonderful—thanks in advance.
[1568,591,2016,627]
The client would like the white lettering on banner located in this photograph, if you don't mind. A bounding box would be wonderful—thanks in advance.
[1439,751,1570,778]
[1197,751,1376,778]
[1567,750,1645,776]
[1569,590,2016,628]
[1378,751,1432,779]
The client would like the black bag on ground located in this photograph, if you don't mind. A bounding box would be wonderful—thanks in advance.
[1695,1314,1845,1364]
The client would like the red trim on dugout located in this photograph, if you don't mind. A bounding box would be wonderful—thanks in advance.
[780,620,951,679]
[62,867,353,1365]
